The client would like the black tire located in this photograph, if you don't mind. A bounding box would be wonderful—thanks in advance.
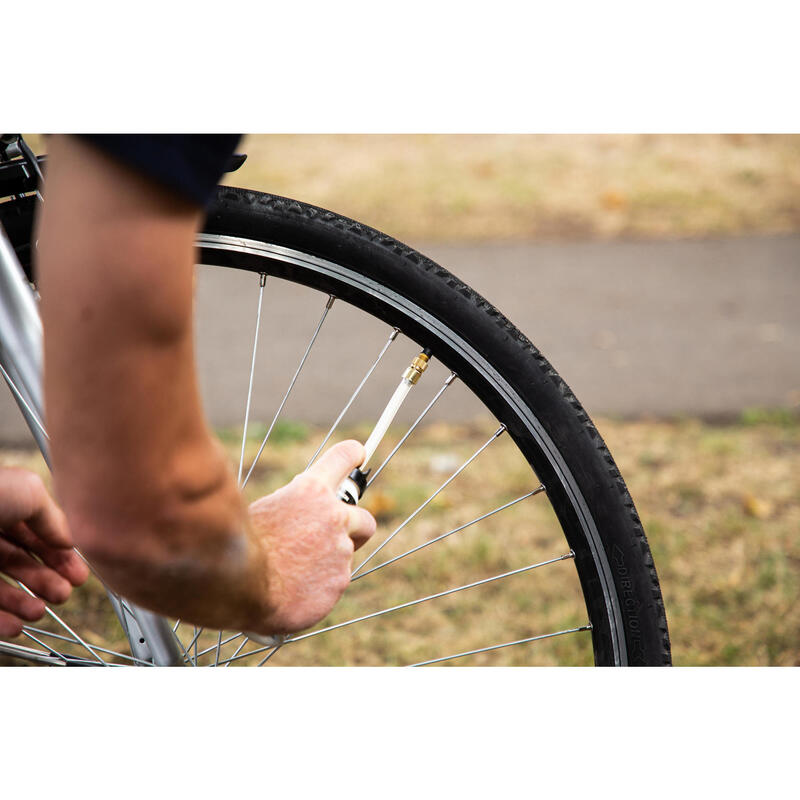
[200,186,672,666]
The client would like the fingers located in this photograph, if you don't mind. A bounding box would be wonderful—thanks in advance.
[5,522,89,587]
[0,580,46,624]
[0,609,24,639]
[0,538,73,604]
[0,468,72,549]
[306,440,366,490]
[346,505,377,551]
[304,441,375,549]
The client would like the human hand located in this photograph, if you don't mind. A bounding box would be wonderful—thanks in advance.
[0,468,90,637]
[248,440,377,635]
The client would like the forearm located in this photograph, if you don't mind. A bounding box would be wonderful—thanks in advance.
[36,135,274,633]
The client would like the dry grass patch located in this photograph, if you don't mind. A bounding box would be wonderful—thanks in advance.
[24,134,800,242]
[2,413,798,665]
[231,134,800,241]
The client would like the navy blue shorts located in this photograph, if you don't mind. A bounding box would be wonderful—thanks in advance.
[78,134,242,208]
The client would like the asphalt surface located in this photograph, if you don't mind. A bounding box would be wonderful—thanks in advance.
[1,233,798,444]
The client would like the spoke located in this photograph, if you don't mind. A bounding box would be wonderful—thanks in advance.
[15,580,107,665]
[214,632,223,667]
[172,627,196,666]
[288,552,575,646]
[216,635,288,667]
[256,643,283,666]
[223,636,250,667]
[305,328,400,470]
[23,626,153,666]
[191,632,244,661]
[23,626,80,648]
[0,362,48,441]
[408,625,592,667]
[217,643,274,667]
[241,295,336,490]
[21,629,62,659]
[352,486,545,582]
[0,641,66,666]
[177,627,203,666]
[238,273,267,486]
[352,425,507,576]
[366,372,457,488]
[191,627,202,664]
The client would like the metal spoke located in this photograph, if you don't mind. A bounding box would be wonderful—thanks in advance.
[352,486,545,582]
[0,640,66,665]
[216,642,276,667]
[216,636,289,667]
[366,372,457,488]
[21,629,62,659]
[288,552,575,646]
[241,295,336,490]
[0,362,48,442]
[172,627,196,666]
[238,273,267,486]
[352,425,507,576]
[408,625,592,667]
[305,328,400,470]
[22,626,80,649]
[190,627,202,664]
[177,627,203,666]
[214,631,223,667]
[22,626,153,666]
[15,580,107,665]
[256,643,283,666]
[223,636,250,667]
[191,632,243,661]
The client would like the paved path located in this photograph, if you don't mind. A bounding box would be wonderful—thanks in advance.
[1,234,798,444]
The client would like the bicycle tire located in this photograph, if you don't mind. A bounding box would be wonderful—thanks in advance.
[196,186,671,666]
[0,185,670,666]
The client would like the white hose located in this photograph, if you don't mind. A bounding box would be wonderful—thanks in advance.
[361,378,412,469]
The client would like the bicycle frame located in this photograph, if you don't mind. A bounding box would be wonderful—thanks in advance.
[0,136,182,665]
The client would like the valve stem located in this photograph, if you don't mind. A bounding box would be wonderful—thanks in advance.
[402,351,430,384]
[337,347,433,505]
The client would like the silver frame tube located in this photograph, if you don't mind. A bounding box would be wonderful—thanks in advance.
[0,225,48,457]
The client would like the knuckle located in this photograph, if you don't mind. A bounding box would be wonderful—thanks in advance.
[343,445,365,471]
[294,473,327,500]
[0,615,23,638]
[334,564,351,594]
[20,469,46,499]
[339,534,354,556]
[362,510,377,535]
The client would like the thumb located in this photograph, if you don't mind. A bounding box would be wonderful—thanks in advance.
[305,440,366,490]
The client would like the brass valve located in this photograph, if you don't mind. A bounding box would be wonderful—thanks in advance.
[403,352,430,385]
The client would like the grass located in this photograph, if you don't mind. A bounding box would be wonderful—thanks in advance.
[24,134,800,242]
[1,412,798,666]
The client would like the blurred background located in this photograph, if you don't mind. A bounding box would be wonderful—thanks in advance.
[2,134,798,665]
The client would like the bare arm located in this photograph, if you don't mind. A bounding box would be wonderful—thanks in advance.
[36,136,374,635]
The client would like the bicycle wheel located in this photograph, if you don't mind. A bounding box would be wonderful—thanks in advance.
[0,186,670,666]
